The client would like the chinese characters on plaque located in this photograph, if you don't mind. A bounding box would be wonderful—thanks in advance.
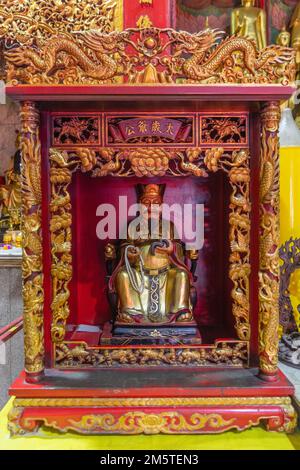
[108,117,193,144]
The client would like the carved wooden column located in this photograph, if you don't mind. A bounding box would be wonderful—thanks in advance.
[258,101,281,381]
[20,101,44,383]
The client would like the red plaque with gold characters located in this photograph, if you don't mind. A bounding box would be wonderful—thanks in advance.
[0,0,297,436]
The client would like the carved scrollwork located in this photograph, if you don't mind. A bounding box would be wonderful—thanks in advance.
[1,27,295,85]
[7,405,26,436]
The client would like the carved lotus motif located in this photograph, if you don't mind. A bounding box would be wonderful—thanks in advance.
[204,147,224,172]
[137,414,165,433]
[128,148,171,177]
[76,149,97,172]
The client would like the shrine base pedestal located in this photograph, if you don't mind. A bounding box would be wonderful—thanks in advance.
[7,368,297,436]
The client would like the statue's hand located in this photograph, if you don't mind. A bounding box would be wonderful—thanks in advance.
[127,246,140,264]
[155,240,173,255]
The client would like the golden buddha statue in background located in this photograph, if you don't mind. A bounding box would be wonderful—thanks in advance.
[0,131,22,232]
[106,184,197,325]
[276,27,292,111]
[290,3,300,80]
[231,0,267,50]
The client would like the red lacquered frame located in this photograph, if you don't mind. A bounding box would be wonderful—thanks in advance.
[6,84,298,436]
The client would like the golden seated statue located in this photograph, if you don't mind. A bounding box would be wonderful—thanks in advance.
[105,184,198,326]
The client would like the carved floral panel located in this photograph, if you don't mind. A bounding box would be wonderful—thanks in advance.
[52,116,100,146]
[200,116,248,147]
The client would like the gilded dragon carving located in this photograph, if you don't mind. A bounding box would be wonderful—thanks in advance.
[20,101,44,376]
[5,30,128,85]
[258,102,281,377]
[1,27,295,85]
[179,32,295,83]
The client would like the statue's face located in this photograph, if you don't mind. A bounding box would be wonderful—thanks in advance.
[139,184,163,219]
[140,194,162,218]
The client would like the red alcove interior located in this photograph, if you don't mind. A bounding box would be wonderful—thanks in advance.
[64,171,234,345]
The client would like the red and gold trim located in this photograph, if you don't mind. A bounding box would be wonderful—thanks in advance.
[8,396,297,435]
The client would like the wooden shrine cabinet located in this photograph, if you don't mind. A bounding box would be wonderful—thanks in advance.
[4,26,298,435]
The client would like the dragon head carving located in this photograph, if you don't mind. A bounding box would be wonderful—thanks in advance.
[172,28,224,53]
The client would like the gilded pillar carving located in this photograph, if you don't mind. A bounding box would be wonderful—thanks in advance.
[20,101,44,381]
[258,101,281,380]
